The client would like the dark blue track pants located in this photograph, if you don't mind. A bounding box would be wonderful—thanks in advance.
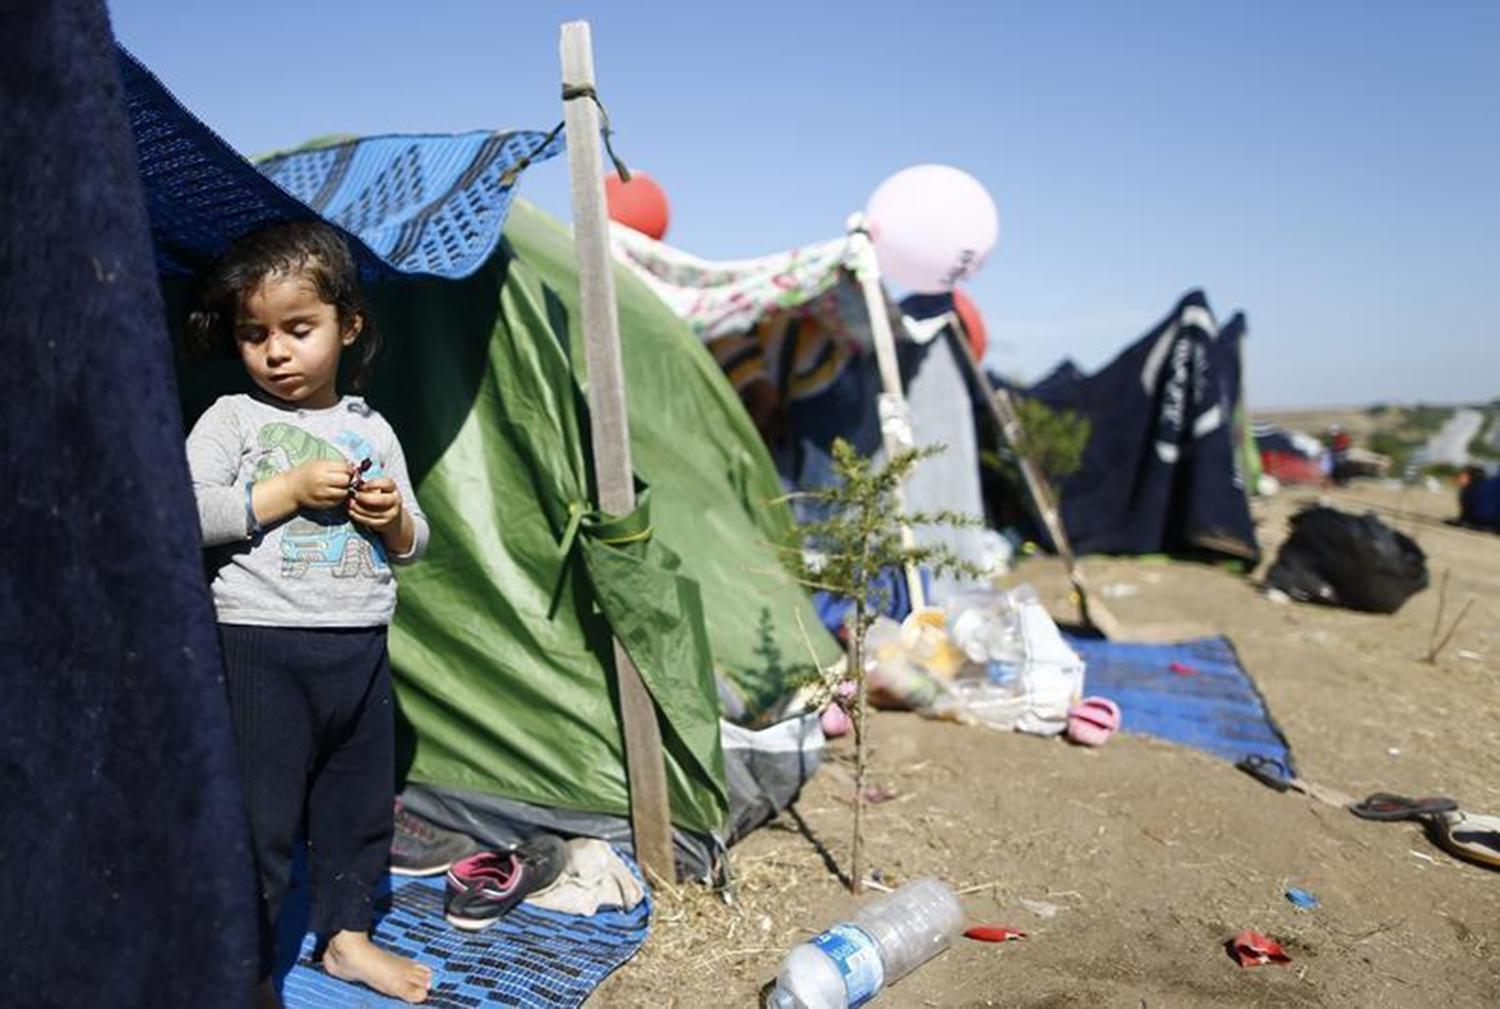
[218,624,394,978]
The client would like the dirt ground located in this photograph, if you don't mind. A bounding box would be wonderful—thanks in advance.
[595,482,1500,1007]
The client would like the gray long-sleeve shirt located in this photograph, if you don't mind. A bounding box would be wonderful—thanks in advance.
[185,393,429,628]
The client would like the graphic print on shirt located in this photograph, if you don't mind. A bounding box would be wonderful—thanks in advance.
[252,422,390,580]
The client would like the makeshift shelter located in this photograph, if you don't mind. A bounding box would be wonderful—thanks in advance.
[120,49,842,875]
[1025,291,1260,562]
[1254,422,1329,486]
[611,228,1005,605]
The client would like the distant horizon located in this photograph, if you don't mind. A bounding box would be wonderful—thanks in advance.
[1251,398,1498,414]
[108,1,1499,406]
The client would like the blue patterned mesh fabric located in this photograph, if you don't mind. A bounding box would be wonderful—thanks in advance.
[281,871,650,1008]
[118,47,563,280]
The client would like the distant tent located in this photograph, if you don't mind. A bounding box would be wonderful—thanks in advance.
[1030,358,1087,397]
[1026,291,1259,562]
[1254,422,1328,485]
[121,48,842,874]
[611,228,1002,605]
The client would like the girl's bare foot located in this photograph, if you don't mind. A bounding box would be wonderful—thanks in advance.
[322,930,432,1004]
[255,979,282,1009]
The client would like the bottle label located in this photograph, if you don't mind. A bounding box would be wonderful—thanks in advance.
[810,923,885,1007]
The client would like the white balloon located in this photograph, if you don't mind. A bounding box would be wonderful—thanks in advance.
[866,164,999,293]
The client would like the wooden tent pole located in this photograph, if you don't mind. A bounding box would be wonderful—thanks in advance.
[559,20,675,883]
[847,220,926,611]
[945,314,1122,639]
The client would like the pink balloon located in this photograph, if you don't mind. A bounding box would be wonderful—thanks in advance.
[866,164,999,293]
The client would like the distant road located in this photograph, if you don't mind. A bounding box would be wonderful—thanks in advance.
[1421,408,1483,467]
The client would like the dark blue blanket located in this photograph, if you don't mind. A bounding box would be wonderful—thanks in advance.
[0,2,255,1004]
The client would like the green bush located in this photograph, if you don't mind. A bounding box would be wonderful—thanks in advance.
[1008,396,1091,492]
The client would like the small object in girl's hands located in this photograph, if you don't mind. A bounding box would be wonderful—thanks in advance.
[863,784,898,804]
[1228,930,1291,966]
[1285,888,1319,911]
[349,457,374,494]
[964,925,1026,943]
[1169,661,1199,676]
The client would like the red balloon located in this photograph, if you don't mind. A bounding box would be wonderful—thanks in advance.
[953,287,988,360]
[605,172,670,240]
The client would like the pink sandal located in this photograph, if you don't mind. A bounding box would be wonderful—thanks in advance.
[1067,696,1121,746]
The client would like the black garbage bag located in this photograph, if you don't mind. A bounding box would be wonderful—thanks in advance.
[1266,506,1429,613]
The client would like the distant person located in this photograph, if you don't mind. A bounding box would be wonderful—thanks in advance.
[1328,424,1353,486]
[1458,465,1500,530]
[185,222,432,1006]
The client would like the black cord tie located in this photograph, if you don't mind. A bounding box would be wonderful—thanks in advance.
[498,82,631,189]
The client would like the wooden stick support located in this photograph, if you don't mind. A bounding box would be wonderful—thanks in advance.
[559,20,675,884]
[847,222,926,611]
[945,312,1122,639]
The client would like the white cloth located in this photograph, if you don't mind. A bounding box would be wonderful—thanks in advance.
[524,839,645,916]
[611,225,852,342]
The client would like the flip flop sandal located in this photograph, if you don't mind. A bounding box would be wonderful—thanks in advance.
[1350,792,1459,822]
[1432,811,1500,870]
[1066,696,1121,746]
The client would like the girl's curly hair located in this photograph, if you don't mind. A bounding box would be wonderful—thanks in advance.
[185,219,380,390]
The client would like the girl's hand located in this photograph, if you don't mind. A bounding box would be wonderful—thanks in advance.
[287,460,357,509]
[348,477,403,533]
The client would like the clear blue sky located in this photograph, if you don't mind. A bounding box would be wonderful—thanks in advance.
[110,1,1498,408]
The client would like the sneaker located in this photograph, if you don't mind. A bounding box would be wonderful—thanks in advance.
[444,834,569,931]
[390,800,478,877]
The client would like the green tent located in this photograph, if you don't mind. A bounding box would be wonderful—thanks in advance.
[175,194,842,863]
[373,197,842,836]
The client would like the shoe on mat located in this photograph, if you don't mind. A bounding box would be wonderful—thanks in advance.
[444,834,569,931]
[391,800,478,877]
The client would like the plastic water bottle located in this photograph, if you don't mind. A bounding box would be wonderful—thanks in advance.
[766,878,963,1008]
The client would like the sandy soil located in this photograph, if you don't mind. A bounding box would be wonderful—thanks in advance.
[595,482,1500,1007]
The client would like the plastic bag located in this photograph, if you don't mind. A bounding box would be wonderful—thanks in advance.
[959,586,1085,735]
[862,585,1084,736]
[1265,506,1428,613]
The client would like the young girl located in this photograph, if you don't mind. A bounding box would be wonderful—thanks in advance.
[185,221,432,1006]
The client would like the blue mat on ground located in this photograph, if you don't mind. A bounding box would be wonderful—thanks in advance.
[1066,635,1295,773]
[278,866,650,1008]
